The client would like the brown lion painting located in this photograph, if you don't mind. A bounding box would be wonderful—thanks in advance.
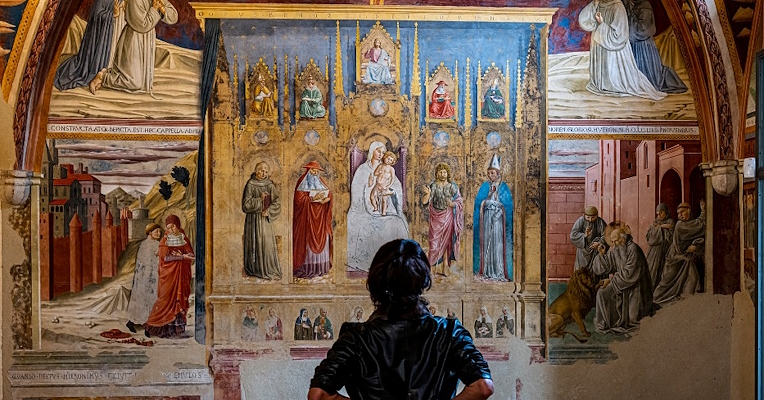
[547,266,598,343]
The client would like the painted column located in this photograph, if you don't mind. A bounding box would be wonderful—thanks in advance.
[1,168,40,400]
[701,160,744,294]
[102,210,114,278]
[91,210,102,284]
[68,213,83,293]
[39,211,53,300]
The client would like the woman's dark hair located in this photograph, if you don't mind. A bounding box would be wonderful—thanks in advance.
[367,239,432,316]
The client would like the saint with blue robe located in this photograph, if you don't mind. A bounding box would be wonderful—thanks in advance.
[473,167,513,281]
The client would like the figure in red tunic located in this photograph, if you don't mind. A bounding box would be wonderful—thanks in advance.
[428,80,455,119]
[293,161,333,279]
[144,214,194,338]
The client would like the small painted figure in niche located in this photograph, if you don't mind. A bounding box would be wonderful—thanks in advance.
[474,307,493,338]
[626,0,688,94]
[422,163,464,277]
[362,38,394,84]
[295,308,313,340]
[313,308,334,340]
[592,228,653,334]
[569,206,607,270]
[242,307,265,341]
[144,215,194,338]
[347,141,409,274]
[90,0,178,94]
[577,0,666,101]
[53,0,117,91]
[646,203,674,290]
[300,76,327,119]
[428,305,437,316]
[473,154,513,281]
[265,308,283,340]
[446,308,460,324]
[428,80,455,119]
[481,79,505,119]
[125,222,162,333]
[495,306,514,337]
[293,161,333,280]
[368,151,398,216]
[349,306,364,323]
[252,74,276,117]
[242,162,282,280]
[653,201,706,305]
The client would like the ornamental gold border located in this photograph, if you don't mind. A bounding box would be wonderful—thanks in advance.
[46,132,200,141]
[548,133,701,140]
[2,0,41,101]
[188,3,556,23]
[712,0,743,89]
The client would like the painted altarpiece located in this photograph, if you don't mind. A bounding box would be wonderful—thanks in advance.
[202,7,552,364]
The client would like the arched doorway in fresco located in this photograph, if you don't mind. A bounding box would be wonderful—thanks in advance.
[659,169,682,221]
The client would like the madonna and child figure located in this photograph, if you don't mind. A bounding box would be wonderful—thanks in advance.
[347,141,409,274]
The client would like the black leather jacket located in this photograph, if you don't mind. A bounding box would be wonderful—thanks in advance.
[310,312,491,400]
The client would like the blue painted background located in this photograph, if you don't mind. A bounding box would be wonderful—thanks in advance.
[221,19,541,128]
[0,1,27,77]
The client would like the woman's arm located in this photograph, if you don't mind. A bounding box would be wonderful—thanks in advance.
[454,379,494,400]
[307,388,349,400]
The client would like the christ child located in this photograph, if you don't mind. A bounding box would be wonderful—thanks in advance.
[368,151,398,216]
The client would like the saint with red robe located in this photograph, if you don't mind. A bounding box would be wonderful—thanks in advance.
[144,214,194,338]
[429,80,455,119]
[293,161,333,279]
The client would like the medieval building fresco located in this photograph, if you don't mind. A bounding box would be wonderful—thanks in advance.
[38,139,201,348]
[547,138,705,363]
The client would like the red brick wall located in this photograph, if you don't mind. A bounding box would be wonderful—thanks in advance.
[547,177,585,280]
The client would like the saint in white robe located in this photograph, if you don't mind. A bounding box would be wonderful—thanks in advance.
[578,0,666,101]
[102,0,178,93]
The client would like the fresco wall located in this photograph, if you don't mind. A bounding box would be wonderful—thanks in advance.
[2,0,758,398]
[547,0,698,137]
[8,0,211,396]
[206,7,550,368]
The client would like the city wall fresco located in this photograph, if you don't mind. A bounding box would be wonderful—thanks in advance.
[11,0,733,396]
